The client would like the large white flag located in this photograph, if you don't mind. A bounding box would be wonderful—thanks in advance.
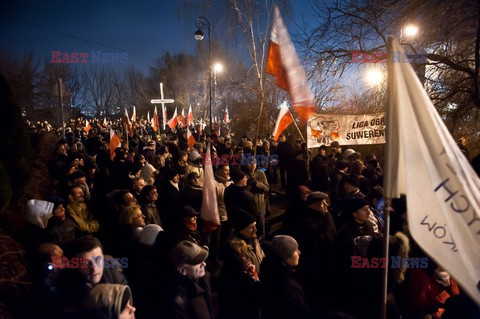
[201,143,220,228]
[385,36,480,304]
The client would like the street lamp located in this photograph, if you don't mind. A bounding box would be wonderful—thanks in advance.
[404,24,419,38]
[213,62,223,125]
[364,67,385,87]
[194,16,212,135]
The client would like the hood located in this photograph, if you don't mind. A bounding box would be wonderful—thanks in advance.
[82,283,132,318]
[26,199,54,229]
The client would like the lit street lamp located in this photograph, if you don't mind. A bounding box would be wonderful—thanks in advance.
[194,16,213,134]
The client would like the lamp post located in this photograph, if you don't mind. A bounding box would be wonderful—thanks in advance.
[194,16,212,135]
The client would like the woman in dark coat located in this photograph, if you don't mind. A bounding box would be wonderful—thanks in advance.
[260,235,310,319]
[218,239,261,319]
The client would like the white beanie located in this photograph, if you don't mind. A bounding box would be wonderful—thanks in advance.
[140,224,163,246]
[26,199,54,229]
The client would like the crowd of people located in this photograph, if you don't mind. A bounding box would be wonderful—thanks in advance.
[19,117,480,319]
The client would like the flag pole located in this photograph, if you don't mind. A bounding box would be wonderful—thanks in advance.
[288,108,306,143]
[253,100,265,157]
[380,198,391,319]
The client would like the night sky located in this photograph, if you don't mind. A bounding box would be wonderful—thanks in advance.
[0,0,316,74]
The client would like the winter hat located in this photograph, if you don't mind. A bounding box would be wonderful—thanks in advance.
[330,141,340,147]
[164,167,179,181]
[306,192,329,206]
[171,240,209,266]
[345,197,369,215]
[343,174,360,188]
[231,207,256,231]
[189,149,202,162]
[230,168,246,184]
[179,206,200,218]
[342,148,358,160]
[139,224,164,246]
[26,199,54,229]
[44,195,65,210]
[82,284,133,318]
[271,235,299,261]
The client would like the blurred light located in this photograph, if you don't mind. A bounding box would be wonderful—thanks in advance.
[364,68,385,87]
[213,63,223,73]
[194,29,204,41]
[404,25,419,37]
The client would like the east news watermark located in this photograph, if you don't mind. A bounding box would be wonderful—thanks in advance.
[51,256,128,269]
[351,256,429,268]
[51,51,128,64]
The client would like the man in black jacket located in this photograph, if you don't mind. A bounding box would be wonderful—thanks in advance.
[167,241,214,319]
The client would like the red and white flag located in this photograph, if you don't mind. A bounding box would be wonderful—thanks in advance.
[385,36,480,305]
[85,119,92,133]
[201,142,220,230]
[131,106,136,123]
[179,108,186,127]
[187,127,196,150]
[153,106,159,132]
[109,128,121,160]
[187,104,193,126]
[223,107,230,124]
[125,108,133,138]
[168,107,178,129]
[272,101,294,140]
[266,6,315,122]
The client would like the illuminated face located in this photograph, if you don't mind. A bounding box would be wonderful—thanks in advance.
[240,222,257,239]
[147,188,158,202]
[353,205,371,223]
[134,178,146,194]
[78,247,104,285]
[181,261,206,280]
[122,192,137,208]
[119,300,136,319]
[53,204,66,220]
[286,249,301,267]
[70,187,85,203]
[218,166,230,180]
[132,208,145,227]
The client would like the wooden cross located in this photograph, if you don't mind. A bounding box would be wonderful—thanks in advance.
[151,83,174,130]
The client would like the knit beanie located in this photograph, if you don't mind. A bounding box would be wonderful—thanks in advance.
[346,197,369,215]
[231,207,256,231]
[230,168,246,184]
[271,235,298,261]
[26,199,54,229]
[139,224,164,246]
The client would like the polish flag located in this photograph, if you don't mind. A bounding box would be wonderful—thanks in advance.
[168,107,178,129]
[131,106,136,123]
[187,105,193,126]
[125,108,133,137]
[223,107,230,124]
[153,106,159,132]
[201,142,220,231]
[272,101,294,141]
[179,108,186,127]
[187,127,196,150]
[109,129,121,160]
[266,6,315,122]
[85,119,92,133]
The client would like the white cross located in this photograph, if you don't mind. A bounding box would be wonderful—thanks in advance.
[151,83,174,130]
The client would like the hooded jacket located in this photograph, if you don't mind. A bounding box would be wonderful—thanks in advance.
[82,283,132,318]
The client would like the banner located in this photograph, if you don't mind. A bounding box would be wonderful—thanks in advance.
[307,112,386,148]
[385,36,480,304]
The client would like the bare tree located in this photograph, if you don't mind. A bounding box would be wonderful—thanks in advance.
[81,65,120,117]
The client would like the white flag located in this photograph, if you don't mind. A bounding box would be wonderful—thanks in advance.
[201,143,220,227]
[385,36,480,305]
